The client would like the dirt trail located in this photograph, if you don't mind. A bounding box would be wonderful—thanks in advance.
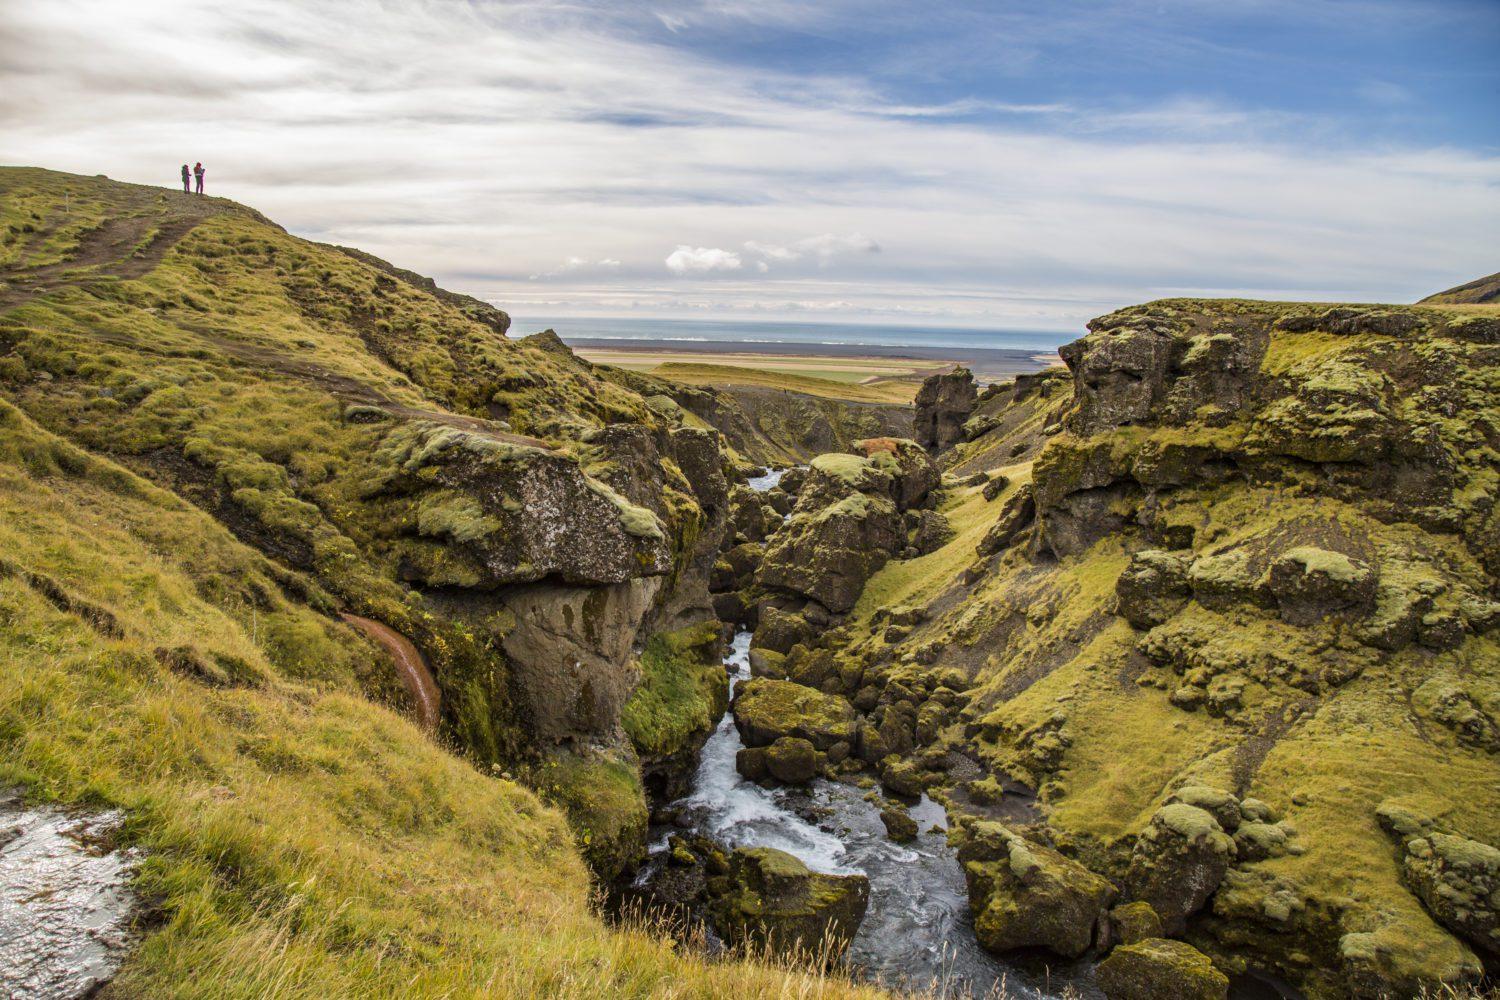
[0,214,201,313]
[339,613,441,732]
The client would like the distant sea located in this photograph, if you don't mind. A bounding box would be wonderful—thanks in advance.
[508,316,1072,381]
[507,316,1073,353]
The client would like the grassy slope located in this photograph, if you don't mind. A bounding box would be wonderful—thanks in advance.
[828,299,1500,995]
[0,168,891,999]
[651,362,920,404]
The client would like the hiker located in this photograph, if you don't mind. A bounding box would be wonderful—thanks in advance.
[193,162,205,195]
[180,164,190,193]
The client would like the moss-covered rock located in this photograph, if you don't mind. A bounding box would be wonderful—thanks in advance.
[764,736,820,784]
[1125,803,1236,933]
[1108,901,1163,946]
[732,678,857,751]
[1401,832,1500,957]
[879,803,918,843]
[1096,938,1228,1000]
[757,491,903,613]
[956,821,1116,958]
[1115,549,1193,629]
[708,847,869,961]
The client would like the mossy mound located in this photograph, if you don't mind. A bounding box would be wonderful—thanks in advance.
[1097,938,1228,1000]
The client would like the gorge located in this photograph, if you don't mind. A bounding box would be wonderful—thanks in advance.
[0,167,1496,1000]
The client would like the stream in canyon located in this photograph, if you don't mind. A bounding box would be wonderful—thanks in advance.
[645,628,1097,999]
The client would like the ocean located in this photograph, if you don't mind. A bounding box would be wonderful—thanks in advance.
[506,316,1074,354]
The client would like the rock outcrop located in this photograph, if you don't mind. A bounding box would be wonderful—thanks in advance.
[1096,938,1229,1000]
[914,367,977,453]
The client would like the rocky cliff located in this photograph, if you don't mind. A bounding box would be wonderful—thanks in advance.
[0,166,750,893]
[734,298,1500,998]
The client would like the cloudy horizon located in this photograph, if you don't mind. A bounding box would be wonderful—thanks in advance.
[2,0,1497,333]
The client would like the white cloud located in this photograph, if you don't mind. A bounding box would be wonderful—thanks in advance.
[0,0,1494,330]
[665,245,742,275]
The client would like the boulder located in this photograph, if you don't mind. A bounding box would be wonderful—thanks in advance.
[880,758,924,798]
[1115,550,1193,629]
[752,606,815,655]
[1125,803,1236,934]
[880,804,919,843]
[735,746,767,781]
[976,484,1035,557]
[668,427,730,513]
[1097,938,1229,1000]
[708,847,870,961]
[906,508,954,555]
[732,679,857,751]
[957,821,1116,958]
[915,367,977,453]
[855,437,941,511]
[1109,901,1163,946]
[757,493,904,613]
[764,737,819,784]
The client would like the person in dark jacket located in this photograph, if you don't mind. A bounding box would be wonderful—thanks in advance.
[181,164,190,193]
[193,162,205,194]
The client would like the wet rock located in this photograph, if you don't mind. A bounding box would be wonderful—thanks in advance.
[1125,803,1236,934]
[0,797,139,1000]
[956,820,1116,958]
[735,746,768,781]
[708,847,869,961]
[1097,938,1229,1000]
[764,737,819,784]
[880,803,919,843]
[1115,549,1193,629]
[880,758,924,799]
[732,678,857,751]
[915,367,977,453]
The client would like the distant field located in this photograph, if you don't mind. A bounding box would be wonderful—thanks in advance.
[646,361,922,403]
[576,348,942,403]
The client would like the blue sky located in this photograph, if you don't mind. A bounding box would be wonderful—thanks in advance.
[2,0,1497,331]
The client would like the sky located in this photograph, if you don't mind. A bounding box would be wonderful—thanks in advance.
[2,0,1497,332]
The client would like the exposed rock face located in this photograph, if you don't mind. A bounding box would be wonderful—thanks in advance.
[914,367,978,453]
[1096,938,1229,1000]
[733,679,857,751]
[370,422,670,588]
[708,847,870,960]
[496,579,662,744]
[1114,550,1193,629]
[957,821,1116,958]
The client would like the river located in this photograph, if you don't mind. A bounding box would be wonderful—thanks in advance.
[650,631,1097,999]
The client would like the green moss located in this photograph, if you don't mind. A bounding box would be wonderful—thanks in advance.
[622,622,728,759]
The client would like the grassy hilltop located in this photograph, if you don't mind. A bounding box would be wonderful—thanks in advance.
[0,167,894,999]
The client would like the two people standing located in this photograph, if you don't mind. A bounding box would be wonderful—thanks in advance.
[179,163,205,194]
